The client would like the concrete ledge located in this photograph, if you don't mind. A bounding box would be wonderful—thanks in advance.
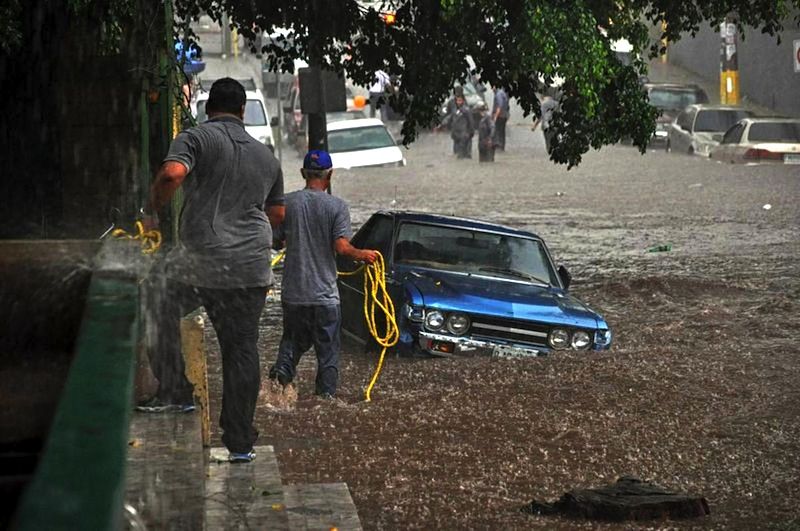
[205,445,289,529]
[283,483,363,531]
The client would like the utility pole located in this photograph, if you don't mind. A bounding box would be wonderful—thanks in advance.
[719,16,739,105]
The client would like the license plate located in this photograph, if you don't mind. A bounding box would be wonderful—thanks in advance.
[784,154,800,164]
[492,345,544,358]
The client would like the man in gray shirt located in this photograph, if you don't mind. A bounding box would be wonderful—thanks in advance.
[139,78,284,463]
[268,150,377,399]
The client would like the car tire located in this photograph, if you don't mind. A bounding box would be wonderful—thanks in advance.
[688,146,694,155]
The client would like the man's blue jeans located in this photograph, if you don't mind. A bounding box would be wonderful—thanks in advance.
[270,303,341,396]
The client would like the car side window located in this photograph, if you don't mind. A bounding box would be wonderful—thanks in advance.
[721,123,744,144]
[676,111,690,130]
[352,215,393,260]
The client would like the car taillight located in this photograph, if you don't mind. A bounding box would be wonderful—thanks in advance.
[744,148,783,161]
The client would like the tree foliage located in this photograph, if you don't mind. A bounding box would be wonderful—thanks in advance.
[4,0,799,166]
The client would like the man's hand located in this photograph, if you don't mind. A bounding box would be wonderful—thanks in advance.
[360,249,379,264]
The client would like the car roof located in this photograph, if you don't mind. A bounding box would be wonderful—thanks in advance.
[326,118,388,131]
[739,117,800,124]
[686,104,750,112]
[376,211,544,240]
[195,90,265,102]
[198,78,257,92]
[645,82,704,91]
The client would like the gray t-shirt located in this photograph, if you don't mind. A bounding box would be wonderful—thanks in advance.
[163,116,284,288]
[279,188,352,305]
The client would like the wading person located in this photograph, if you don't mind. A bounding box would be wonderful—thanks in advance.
[531,94,559,154]
[492,86,509,151]
[138,78,285,464]
[442,94,474,159]
[477,102,496,162]
[268,150,378,399]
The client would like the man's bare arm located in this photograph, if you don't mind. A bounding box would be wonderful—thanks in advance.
[334,237,378,264]
[147,161,189,215]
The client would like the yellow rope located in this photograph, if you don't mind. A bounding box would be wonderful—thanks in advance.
[111,221,162,255]
[274,249,398,401]
[271,249,285,268]
[359,252,399,401]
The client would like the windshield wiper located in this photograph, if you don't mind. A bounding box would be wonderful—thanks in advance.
[478,266,550,286]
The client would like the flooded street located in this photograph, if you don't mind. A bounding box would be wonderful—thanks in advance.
[200,104,800,529]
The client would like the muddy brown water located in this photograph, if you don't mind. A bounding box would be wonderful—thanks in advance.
[202,130,799,529]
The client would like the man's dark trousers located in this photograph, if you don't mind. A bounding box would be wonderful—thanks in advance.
[494,116,507,150]
[453,137,472,159]
[149,279,265,454]
[271,303,341,396]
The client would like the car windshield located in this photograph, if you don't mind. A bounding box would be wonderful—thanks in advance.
[694,110,750,132]
[196,99,267,126]
[394,222,559,286]
[748,122,800,143]
[243,100,267,126]
[648,88,707,111]
[327,125,396,153]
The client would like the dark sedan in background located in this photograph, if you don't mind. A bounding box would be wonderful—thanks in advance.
[337,211,612,358]
[645,82,709,147]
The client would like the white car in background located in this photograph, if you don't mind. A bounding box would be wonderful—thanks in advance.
[326,118,406,169]
[194,82,278,151]
[667,104,753,156]
[710,117,800,164]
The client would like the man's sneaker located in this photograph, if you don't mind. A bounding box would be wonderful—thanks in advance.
[229,450,256,463]
[135,397,196,413]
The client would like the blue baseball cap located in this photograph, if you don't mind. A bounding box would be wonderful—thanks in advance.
[303,150,333,170]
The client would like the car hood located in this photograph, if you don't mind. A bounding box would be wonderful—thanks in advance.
[330,146,404,169]
[399,269,602,329]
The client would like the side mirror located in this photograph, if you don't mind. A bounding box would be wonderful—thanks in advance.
[270,116,279,127]
[558,265,572,291]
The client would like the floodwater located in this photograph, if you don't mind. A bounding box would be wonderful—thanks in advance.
[199,113,800,529]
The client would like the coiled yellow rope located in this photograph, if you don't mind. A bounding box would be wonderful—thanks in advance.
[357,252,399,401]
[273,250,399,401]
[111,221,162,255]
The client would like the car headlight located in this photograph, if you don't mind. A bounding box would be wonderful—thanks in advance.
[571,330,591,350]
[548,328,570,350]
[595,329,612,347]
[445,313,470,335]
[404,304,424,323]
[424,310,445,331]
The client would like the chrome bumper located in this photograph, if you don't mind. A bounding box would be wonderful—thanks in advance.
[417,331,545,358]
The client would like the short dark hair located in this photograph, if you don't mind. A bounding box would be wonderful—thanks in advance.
[206,77,246,114]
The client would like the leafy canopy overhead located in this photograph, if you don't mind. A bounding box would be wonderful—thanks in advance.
[174,0,799,166]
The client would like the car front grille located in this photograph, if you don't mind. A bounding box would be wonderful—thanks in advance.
[467,315,550,348]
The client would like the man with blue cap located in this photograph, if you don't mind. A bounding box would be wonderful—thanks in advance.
[269,150,378,399]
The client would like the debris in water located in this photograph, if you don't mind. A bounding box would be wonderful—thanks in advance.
[522,476,710,521]
[646,243,672,253]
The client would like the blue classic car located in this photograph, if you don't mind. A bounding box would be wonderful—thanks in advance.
[336,211,611,357]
